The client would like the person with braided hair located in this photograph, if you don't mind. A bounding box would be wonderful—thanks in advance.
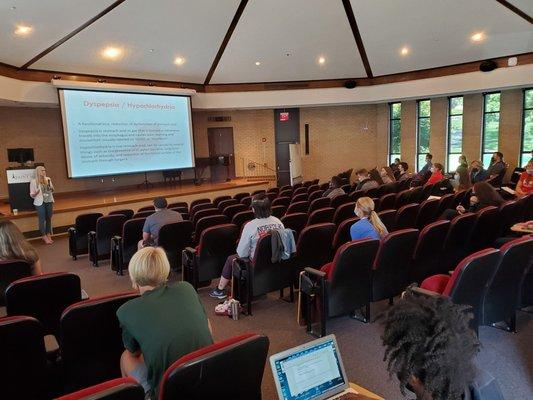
[381,290,504,400]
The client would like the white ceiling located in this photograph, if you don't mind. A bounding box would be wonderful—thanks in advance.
[1,0,532,84]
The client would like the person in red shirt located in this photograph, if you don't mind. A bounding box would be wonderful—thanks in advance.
[516,161,533,197]
[425,163,445,186]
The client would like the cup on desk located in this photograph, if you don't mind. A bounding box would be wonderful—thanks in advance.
[12,209,18,215]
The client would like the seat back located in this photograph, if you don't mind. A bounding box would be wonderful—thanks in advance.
[498,200,520,236]
[170,206,188,215]
[436,193,454,217]
[189,198,210,212]
[330,193,350,209]
[159,333,269,400]
[270,205,287,219]
[271,196,291,208]
[190,203,215,220]
[372,229,419,301]
[291,193,308,203]
[394,203,419,230]
[349,189,365,202]
[56,377,145,400]
[415,198,440,229]
[0,316,49,399]
[409,186,424,203]
[118,218,146,269]
[451,189,469,208]
[132,211,154,219]
[332,218,358,252]
[307,184,320,194]
[309,197,330,213]
[410,220,450,283]
[217,198,238,211]
[308,190,324,202]
[158,221,194,269]
[197,224,239,282]
[379,193,396,212]
[307,207,335,226]
[295,223,336,270]
[278,190,293,199]
[195,215,230,241]
[445,249,501,329]
[286,201,309,214]
[394,189,412,209]
[137,205,155,213]
[231,210,255,230]
[293,187,307,196]
[0,260,32,306]
[240,196,253,207]
[213,196,232,208]
[6,272,81,338]
[192,208,220,227]
[364,187,380,198]
[73,213,103,253]
[96,215,127,257]
[61,293,139,392]
[328,239,380,317]
[483,237,533,326]
[251,189,266,196]
[223,204,248,219]
[233,192,250,202]
[168,201,188,209]
[280,213,308,241]
[108,209,134,220]
[377,209,396,232]
[468,206,499,251]
[333,202,355,225]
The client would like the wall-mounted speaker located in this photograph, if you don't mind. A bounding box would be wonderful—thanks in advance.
[344,80,357,89]
[479,60,497,72]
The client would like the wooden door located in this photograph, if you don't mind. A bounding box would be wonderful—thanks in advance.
[207,127,236,182]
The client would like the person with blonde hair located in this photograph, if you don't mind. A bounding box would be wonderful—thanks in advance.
[380,166,396,184]
[350,197,388,240]
[29,166,55,244]
[0,219,42,275]
[117,247,213,398]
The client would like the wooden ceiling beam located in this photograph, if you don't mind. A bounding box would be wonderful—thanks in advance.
[342,0,373,78]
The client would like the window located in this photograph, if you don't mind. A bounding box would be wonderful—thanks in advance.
[521,88,533,167]
[416,99,431,171]
[481,92,500,168]
[389,102,401,164]
[447,96,464,172]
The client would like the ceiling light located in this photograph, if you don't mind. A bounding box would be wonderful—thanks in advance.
[255,61,261,66]
[470,32,485,43]
[318,56,326,65]
[14,25,32,36]
[101,46,122,60]
[174,56,186,66]
[400,46,410,56]
[148,48,154,53]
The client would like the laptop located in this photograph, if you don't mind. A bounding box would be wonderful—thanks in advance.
[270,334,360,400]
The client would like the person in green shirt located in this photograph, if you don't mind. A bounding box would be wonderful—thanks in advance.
[117,246,213,398]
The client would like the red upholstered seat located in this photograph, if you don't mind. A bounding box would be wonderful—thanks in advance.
[420,274,450,294]
[56,377,144,400]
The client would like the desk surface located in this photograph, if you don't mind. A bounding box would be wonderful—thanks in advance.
[350,383,384,399]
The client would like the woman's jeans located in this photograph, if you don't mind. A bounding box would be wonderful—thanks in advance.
[35,202,53,235]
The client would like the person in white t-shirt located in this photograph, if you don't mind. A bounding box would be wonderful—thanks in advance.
[209,193,283,299]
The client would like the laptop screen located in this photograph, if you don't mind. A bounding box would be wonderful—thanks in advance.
[273,338,346,400]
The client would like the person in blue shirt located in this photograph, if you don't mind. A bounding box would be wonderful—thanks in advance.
[350,197,388,240]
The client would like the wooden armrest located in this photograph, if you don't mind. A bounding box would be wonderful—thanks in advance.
[410,286,441,298]
[183,247,196,255]
[304,267,326,278]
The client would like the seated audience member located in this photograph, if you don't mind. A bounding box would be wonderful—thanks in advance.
[0,219,42,275]
[117,247,213,398]
[470,160,488,184]
[139,197,182,248]
[425,163,445,186]
[455,157,471,191]
[380,166,396,185]
[419,153,433,176]
[515,161,533,198]
[322,176,346,199]
[441,181,504,220]
[381,289,504,400]
[487,152,506,184]
[398,162,412,181]
[391,158,401,180]
[355,169,379,191]
[210,193,284,299]
[350,197,388,240]
[369,168,384,186]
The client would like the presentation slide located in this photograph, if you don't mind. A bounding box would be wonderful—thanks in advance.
[59,89,195,178]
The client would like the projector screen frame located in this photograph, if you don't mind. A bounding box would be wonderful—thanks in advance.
[57,87,196,179]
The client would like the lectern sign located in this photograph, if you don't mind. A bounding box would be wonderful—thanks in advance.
[7,168,35,184]
[6,166,42,212]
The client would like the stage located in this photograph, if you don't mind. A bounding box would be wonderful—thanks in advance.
[1,179,271,235]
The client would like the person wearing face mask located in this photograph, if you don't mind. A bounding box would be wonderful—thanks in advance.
[398,162,412,181]
[440,181,504,220]
[425,163,445,186]
[487,151,506,186]
[355,169,379,191]
[469,160,488,184]
[322,176,345,199]
[350,197,388,241]
[380,166,396,184]
[515,161,533,198]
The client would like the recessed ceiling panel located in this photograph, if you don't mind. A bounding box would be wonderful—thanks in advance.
[211,0,366,84]
[352,0,533,76]
[33,0,241,83]
[508,0,533,19]
[0,0,116,67]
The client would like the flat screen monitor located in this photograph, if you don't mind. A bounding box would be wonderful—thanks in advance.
[8,148,34,163]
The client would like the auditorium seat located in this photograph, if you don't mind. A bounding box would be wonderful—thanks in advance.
[213,195,232,207]
[378,193,396,212]
[267,187,279,194]
[231,210,254,230]
[408,186,424,204]
[158,221,194,270]
[251,189,266,196]
[308,190,324,202]
[415,198,440,229]
[394,189,412,209]
[291,193,308,203]
[223,204,248,220]
[483,237,533,332]
[332,217,358,252]
[89,215,127,267]
[0,316,50,399]
[349,190,365,202]
[233,192,250,202]
[301,239,380,336]
[233,233,295,315]
[280,213,308,241]
[468,206,500,252]
[158,333,269,400]
[378,209,396,232]
[60,293,138,393]
[240,196,253,206]
[522,193,533,220]
[394,203,419,230]
[108,209,134,220]
[217,198,238,211]
[435,193,454,217]
[451,189,469,208]
[168,201,188,209]
[293,187,307,196]
[341,184,352,194]
[307,184,320,194]
[272,196,291,208]
[278,189,293,198]
[279,185,292,192]
[292,183,303,190]
[333,202,355,225]
[364,187,380,198]
[319,182,330,191]
[111,217,146,275]
[6,272,81,339]
[522,259,533,309]
[286,201,309,214]
[409,220,450,283]
[132,210,154,219]
[266,192,277,202]
[182,224,239,290]
[68,213,103,260]
[56,377,144,400]
[0,260,32,306]
[192,208,220,227]
[441,212,477,272]
[189,198,210,212]
[330,194,350,209]
[291,223,336,275]
[307,207,335,226]
[419,248,501,333]
[309,197,330,213]
[498,200,520,236]
[190,203,216,221]
[270,205,287,219]
[137,205,155,213]
[371,229,418,303]
[195,215,229,242]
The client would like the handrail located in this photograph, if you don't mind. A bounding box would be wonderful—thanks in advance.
[240,158,276,178]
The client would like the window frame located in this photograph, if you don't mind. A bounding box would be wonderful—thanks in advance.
[388,102,401,165]
[481,91,501,168]
[446,95,464,173]
[520,88,533,167]
[416,99,431,171]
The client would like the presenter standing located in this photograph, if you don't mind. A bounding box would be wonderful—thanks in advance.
[30,166,55,244]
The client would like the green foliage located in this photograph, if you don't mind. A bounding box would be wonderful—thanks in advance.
[450,96,463,115]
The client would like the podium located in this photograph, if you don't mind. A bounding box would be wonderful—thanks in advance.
[6,164,43,212]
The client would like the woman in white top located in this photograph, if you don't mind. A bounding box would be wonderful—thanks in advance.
[29,166,55,244]
[209,193,284,299]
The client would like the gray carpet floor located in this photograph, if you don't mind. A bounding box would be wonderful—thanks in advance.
[30,236,533,399]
